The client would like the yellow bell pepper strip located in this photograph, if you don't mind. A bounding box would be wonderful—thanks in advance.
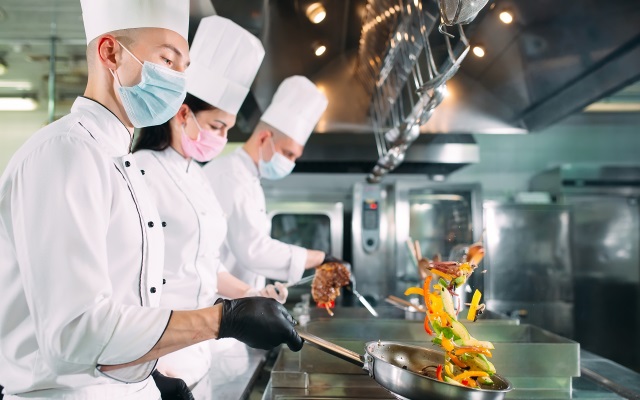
[430,269,455,281]
[467,289,482,321]
[453,370,490,382]
[453,346,493,358]
[436,364,444,381]
[441,337,455,352]
[404,287,424,297]
[445,363,455,378]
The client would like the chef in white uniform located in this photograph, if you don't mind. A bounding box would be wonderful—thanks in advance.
[204,77,332,289]
[133,16,286,394]
[0,2,302,399]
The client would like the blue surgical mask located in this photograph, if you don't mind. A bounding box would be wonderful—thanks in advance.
[110,42,187,128]
[258,137,295,180]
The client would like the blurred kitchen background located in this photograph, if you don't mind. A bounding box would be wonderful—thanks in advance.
[0,0,639,376]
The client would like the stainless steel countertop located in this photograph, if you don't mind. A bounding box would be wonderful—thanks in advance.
[258,307,640,400]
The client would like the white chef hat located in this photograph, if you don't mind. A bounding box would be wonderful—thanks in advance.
[260,76,328,146]
[186,16,265,115]
[81,0,189,44]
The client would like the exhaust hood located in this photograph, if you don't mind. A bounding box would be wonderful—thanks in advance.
[211,0,640,178]
[212,0,640,134]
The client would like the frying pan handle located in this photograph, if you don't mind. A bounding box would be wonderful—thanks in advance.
[298,330,365,369]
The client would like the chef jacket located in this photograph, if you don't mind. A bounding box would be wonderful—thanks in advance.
[135,147,228,387]
[0,97,169,399]
[203,148,307,289]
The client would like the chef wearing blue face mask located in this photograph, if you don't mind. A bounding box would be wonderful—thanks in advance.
[0,2,303,399]
[204,76,336,290]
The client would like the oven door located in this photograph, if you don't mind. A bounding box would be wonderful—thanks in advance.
[266,201,344,303]
[266,201,344,259]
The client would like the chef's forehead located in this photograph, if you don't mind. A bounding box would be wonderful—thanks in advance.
[86,28,189,64]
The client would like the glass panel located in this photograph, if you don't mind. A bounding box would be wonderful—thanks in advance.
[271,213,332,254]
[408,191,474,262]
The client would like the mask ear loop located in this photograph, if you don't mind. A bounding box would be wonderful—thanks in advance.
[108,40,143,88]
[190,110,205,139]
[268,133,279,157]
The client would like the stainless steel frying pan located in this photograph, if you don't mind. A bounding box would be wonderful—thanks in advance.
[298,331,512,400]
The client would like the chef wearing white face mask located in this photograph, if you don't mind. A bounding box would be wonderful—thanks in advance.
[133,16,287,393]
[0,3,302,399]
[204,76,332,290]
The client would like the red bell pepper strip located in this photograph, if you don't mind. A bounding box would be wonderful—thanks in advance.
[436,365,443,381]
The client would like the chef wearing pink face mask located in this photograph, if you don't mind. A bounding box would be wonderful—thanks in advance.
[133,16,286,393]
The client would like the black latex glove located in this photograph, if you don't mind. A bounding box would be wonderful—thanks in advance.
[215,297,303,352]
[151,370,194,400]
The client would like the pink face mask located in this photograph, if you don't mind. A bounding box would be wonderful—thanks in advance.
[181,111,228,162]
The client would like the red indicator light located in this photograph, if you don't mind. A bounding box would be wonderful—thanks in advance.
[370,203,378,210]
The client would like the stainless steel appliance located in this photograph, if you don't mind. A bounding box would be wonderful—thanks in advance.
[531,164,640,372]
[267,200,344,259]
[483,203,574,338]
[351,181,483,303]
[393,182,483,293]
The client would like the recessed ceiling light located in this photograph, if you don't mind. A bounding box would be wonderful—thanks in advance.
[306,3,326,24]
[314,44,327,56]
[472,45,486,58]
[0,97,38,111]
[499,11,514,24]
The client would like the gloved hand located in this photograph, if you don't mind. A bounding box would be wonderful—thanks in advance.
[151,370,195,400]
[322,254,346,265]
[244,282,288,304]
[215,297,303,352]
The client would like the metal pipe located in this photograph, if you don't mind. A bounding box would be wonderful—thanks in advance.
[47,36,57,123]
[47,1,58,123]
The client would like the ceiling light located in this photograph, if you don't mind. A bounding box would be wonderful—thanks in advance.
[0,80,32,90]
[472,45,486,58]
[0,97,38,111]
[314,44,327,56]
[584,103,640,113]
[306,3,326,24]
[376,15,382,22]
[499,11,514,24]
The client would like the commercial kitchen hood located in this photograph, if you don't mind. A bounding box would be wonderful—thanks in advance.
[211,0,640,135]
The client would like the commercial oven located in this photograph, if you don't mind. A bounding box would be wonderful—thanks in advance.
[351,182,484,304]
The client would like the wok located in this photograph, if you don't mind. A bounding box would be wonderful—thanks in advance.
[298,331,512,400]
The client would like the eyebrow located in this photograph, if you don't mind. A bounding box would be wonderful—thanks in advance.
[214,119,228,128]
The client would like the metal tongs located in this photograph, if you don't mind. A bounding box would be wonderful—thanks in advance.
[286,263,379,317]
[347,270,379,318]
[285,274,315,288]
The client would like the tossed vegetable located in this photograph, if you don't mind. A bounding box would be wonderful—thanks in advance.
[404,242,498,389]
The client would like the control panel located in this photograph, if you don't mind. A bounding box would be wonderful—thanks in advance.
[361,185,382,253]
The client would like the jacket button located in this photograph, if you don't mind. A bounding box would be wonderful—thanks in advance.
[162,222,167,227]
[124,161,131,167]
[150,287,157,294]
[141,170,145,175]
[148,221,154,228]
[163,279,166,285]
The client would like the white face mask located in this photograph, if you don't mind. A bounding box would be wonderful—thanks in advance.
[258,137,295,180]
